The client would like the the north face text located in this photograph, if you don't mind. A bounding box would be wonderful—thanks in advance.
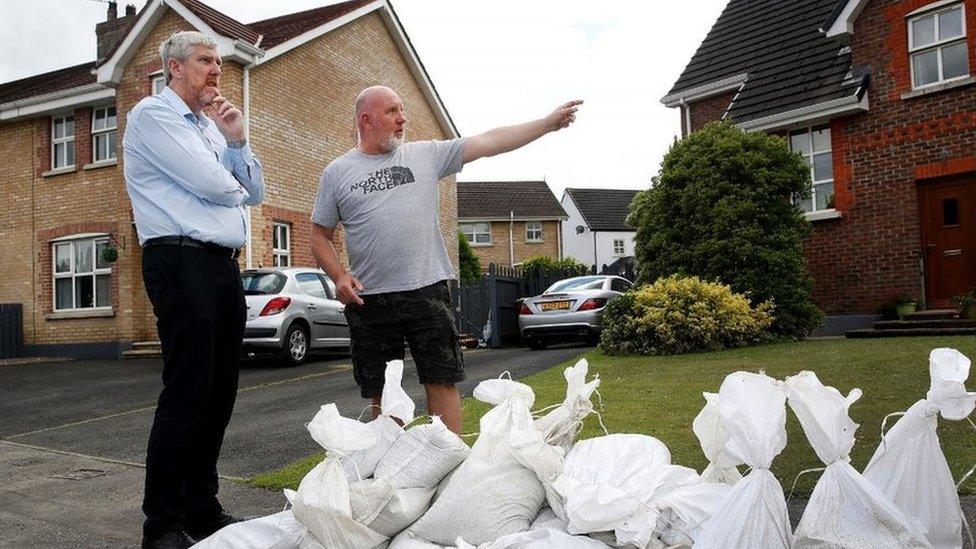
[350,166,416,194]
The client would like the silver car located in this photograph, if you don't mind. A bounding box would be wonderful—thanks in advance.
[518,275,633,349]
[241,267,350,366]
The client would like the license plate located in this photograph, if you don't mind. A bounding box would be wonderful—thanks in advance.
[539,301,571,311]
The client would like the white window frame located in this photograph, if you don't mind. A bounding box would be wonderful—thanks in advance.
[525,221,543,242]
[460,222,492,246]
[272,222,291,267]
[91,106,118,162]
[52,236,112,312]
[152,75,166,95]
[51,115,75,169]
[789,125,835,214]
[612,239,626,256]
[908,3,969,89]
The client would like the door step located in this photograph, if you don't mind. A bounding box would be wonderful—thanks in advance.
[123,341,162,359]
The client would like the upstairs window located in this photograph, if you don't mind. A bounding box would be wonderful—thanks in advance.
[526,221,543,242]
[272,222,291,267]
[152,75,166,95]
[613,239,626,255]
[461,222,491,245]
[51,115,75,169]
[790,125,835,213]
[909,4,969,88]
[92,106,117,162]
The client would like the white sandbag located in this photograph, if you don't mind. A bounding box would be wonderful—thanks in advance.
[510,427,568,521]
[410,379,547,545]
[552,433,701,548]
[653,480,730,546]
[534,359,601,451]
[695,372,792,549]
[864,348,976,549]
[342,360,416,483]
[389,530,451,548]
[190,510,324,549]
[349,479,435,538]
[692,392,743,485]
[291,403,388,549]
[374,417,470,489]
[786,370,931,548]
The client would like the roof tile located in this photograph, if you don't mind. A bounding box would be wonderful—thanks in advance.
[458,181,566,219]
[565,188,640,231]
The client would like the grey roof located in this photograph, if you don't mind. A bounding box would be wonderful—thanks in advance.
[667,0,867,124]
[457,181,566,219]
[565,188,639,232]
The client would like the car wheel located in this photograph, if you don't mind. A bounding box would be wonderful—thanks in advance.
[527,337,547,350]
[282,323,309,367]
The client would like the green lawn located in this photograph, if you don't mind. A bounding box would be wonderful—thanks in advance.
[250,336,976,496]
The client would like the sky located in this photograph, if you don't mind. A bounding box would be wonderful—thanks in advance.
[0,0,729,198]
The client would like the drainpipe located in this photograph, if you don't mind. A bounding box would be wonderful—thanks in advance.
[509,210,515,267]
[679,97,692,137]
[243,59,256,268]
[557,220,562,259]
[592,231,598,272]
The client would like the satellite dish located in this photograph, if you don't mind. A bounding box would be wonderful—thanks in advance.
[575,225,585,234]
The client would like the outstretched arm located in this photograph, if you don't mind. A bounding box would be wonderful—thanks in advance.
[462,100,582,164]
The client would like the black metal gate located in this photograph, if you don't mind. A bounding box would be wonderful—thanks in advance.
[0,304,24,359]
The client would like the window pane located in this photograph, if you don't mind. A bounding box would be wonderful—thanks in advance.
[798,193,814,213]
[281,254,290,267]
[95,134,106,161]
[790,131,810,155]
[939,8,964,40]
[943,42,969,80]
[812,127,831,152]
[273,226,281,248]
[64,116,74,136]
[96,240,109,269]
[54,119,64,139]
[55,243,71,273]
[912,14,936,48]
[475,222,490,233]
[93,110,105,131]
[107,131,117,159]
[814,182,835,211]
[913,50,940,86]
[75,276,94,308]
[75,241,93,273]
[107,107,117,128]
[813,152,833,181]
[54,143,64,168]
[66,141,75,166]
[475,234,490,244]
[943,197,960,226]
[56,278,73,309]
[96,274,110,307]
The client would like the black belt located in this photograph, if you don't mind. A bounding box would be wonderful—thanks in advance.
[143,236,241,259]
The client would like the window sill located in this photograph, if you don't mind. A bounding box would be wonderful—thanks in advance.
[45,308,115,320]
[524,240,544,244]
[84,159,118,170]
[902,76,976,100]
[42,167,77,178]
[470,243,493,247]
[805,208,842,222]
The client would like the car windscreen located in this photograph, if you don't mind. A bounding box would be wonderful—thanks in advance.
[241,272,286,295]
[545,277,606,293]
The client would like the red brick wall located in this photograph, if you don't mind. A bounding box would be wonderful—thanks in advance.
[804,0,976,314]
[258,205,345,269]
[685,90,736,135]
[36,222,120,315]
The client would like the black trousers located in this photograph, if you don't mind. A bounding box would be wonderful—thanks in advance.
[140,245,246,536]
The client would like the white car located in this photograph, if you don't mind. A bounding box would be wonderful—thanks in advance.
[518,275,632,349]
[241,267,350,366]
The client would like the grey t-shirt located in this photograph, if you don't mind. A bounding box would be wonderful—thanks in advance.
[311,139,464,295]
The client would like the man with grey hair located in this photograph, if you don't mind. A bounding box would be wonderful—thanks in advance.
[311,85,580,434]
[124,30,264,549]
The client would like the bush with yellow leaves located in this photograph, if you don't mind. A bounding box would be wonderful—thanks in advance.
[600,275,774,355]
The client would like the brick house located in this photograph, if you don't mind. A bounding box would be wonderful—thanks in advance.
[0,0,459,358]
[560,188,639,271]
[662,0,976,331]
[457,181,567,269]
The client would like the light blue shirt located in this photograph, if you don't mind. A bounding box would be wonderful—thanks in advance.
[123,86,264,248]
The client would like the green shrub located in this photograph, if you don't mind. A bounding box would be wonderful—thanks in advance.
[600,275,773,356]
[520,255,590,277]
[458,232,481,285]
[629,121,822,338]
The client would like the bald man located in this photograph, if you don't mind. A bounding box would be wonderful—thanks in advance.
[311,86,581,432]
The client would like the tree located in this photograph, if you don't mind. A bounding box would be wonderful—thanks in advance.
[629,122,822,337]
[458,232,481,285]
[520,255,589,277]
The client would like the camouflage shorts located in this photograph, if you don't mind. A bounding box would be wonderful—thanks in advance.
[343,280,466,398]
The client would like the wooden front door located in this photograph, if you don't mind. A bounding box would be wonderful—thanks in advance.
[919,177,976,308]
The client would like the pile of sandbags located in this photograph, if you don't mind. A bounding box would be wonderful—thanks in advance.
[197,348,975,549]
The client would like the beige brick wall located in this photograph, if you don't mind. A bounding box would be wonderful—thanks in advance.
[0,120,38,341]
[248,11,458,274]
[467,220,561,269]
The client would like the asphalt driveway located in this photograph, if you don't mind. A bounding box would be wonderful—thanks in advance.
[0,344,588,547]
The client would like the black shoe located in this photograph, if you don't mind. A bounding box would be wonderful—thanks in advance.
[185,511,245,541]
[141,529,193,549]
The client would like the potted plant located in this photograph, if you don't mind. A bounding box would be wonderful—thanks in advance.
[955,287,976,320]
[101,243,119,264]
[895,295,917,319]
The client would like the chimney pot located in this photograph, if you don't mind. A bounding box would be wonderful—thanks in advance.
[125,4,136,17]
[107,1,117,21]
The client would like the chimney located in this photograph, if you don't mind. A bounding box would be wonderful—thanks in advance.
[96,1,138,63]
